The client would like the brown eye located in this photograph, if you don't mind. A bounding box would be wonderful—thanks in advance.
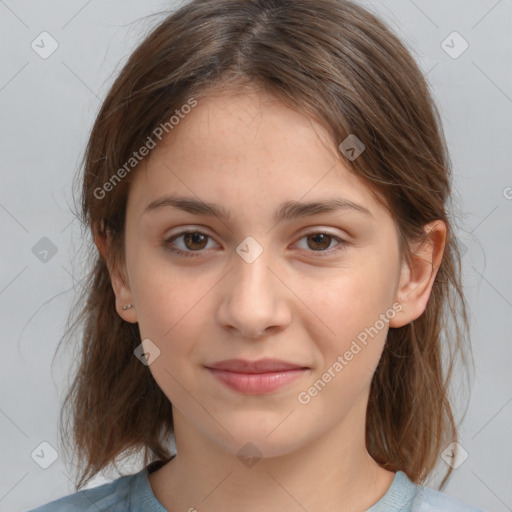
[294,231,346,256]
[306,233,333,251]
[164,230,346,259]
[163,230,217,258]
[182,232,209,250]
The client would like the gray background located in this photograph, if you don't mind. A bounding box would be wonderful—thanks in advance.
[1,1,511,511]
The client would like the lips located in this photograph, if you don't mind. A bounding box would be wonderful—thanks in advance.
[206,358,307,373]
[205,358,309,395]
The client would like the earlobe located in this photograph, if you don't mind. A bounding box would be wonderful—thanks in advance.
[389,221,446,328]
[109,265,138,324]
[93,221,138,324]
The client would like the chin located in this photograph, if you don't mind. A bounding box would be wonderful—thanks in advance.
[210,421,310,462]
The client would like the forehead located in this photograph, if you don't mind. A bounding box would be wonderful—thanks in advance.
[128,89,385,219]
[161,90,337,167]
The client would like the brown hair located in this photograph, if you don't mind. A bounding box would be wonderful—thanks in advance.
[58,0,473,491]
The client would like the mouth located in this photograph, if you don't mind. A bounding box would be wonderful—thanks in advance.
[204,358,310,395]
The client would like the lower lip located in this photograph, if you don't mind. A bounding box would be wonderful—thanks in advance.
[207,368,308,395]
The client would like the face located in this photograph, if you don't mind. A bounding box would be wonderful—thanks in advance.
[114,88,409,459]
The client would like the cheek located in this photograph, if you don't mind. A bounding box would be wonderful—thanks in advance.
[128,244,198,332]
[129,250,220,374]
[305,254,398,367]
[134,273,209,346]
[295,281,393,417]
[131,267,210,407]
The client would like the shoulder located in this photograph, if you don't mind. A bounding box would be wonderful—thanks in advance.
[413,484,486,512]
[26,472,139,512]
[368,470,486,512]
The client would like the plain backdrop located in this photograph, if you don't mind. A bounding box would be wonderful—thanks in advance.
[1,1,511,511]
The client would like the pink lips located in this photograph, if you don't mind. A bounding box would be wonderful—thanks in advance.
[205,358,309,395]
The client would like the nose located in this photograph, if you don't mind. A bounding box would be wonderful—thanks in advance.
[216,244,292,340]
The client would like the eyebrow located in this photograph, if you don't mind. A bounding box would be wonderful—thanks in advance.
[143,195,372,222]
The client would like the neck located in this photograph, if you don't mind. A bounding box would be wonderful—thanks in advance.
[148,397,395,512]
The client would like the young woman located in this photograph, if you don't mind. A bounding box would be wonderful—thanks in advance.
[29,0,484,510]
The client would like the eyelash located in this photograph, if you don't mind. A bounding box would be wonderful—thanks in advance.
[162,230,346,258]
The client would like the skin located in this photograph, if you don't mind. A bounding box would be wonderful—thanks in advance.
[99,87,446,512]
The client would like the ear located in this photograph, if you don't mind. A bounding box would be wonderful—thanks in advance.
[389,220,446,328]
[93,222,138,324]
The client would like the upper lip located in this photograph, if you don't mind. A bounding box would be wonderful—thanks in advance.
[206,358,308,373]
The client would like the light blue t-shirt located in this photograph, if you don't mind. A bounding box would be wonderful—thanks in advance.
[28,461,485,512]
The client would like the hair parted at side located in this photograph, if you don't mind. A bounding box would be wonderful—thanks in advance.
[57,0,473,491]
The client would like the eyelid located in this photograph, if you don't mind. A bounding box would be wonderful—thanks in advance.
[164,225,348,241]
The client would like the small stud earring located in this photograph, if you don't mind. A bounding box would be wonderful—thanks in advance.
[122,304,134,310]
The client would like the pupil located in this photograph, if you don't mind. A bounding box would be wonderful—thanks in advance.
[186,233,207,250]
[310,233,330,250]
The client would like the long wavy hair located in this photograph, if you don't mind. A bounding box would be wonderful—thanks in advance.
[57,0,473,491]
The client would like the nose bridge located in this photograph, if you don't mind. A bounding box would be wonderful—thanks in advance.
[235,241,274,302]
[218,235,290,338]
